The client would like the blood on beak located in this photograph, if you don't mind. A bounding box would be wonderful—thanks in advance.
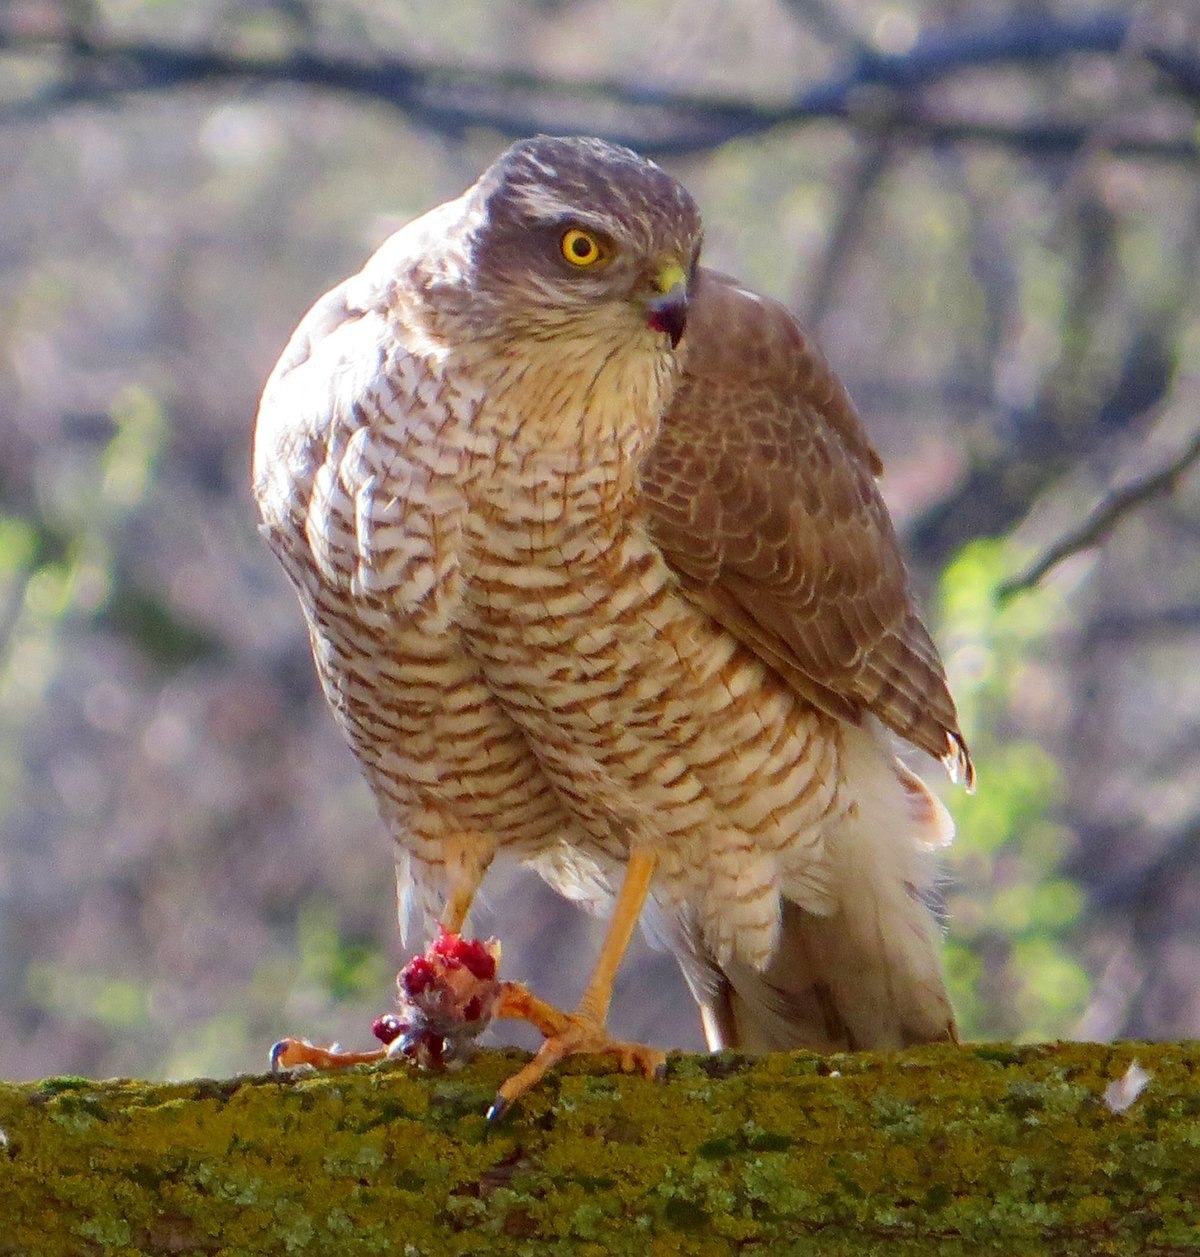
[645,261,689,348]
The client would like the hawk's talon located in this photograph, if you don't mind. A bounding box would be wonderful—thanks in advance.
[486,1094,511,1124]
[269,1038,296,1073]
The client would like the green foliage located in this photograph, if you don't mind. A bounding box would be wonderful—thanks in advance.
[0,388,168,834]
[937,539,1090,1041]
[98,580,223,670]
[26,960,150,1032]
[0,385,222,727]
[294,899,393,1005]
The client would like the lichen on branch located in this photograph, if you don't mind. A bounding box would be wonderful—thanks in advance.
[2,1042,1198,1255]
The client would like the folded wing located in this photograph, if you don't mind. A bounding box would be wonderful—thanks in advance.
[642,269,973,787]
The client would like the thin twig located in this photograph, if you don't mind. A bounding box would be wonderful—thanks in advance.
[999,427,1200,601]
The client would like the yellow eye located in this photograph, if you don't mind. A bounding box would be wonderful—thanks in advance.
[560,227,605,267]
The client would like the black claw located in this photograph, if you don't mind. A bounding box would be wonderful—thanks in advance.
[486,1094,510,1124]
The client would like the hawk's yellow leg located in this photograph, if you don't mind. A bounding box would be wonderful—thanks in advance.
[488,848,666,1120]
[439,883,475,935]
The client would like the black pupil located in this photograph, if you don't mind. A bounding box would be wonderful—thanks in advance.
[572,235,593,258]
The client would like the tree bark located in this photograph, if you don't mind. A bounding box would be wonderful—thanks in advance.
[2,1042,1196,1255]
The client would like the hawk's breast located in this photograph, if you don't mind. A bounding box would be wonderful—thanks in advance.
[453,441,846,960]
[261,309,850,965]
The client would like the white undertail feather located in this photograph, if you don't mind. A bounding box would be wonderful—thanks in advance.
[694,719,958,1051]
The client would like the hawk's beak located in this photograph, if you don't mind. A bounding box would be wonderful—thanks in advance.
[645,261,689,349]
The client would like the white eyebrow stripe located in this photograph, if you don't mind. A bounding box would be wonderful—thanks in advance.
[522,156,559,179]
[511,185,576,221]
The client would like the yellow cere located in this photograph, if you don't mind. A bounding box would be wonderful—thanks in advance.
[655,260,687,293]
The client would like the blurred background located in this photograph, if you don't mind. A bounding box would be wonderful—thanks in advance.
[2,0,1198,1082]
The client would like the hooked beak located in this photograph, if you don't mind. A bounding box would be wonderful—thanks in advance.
[645,260,689,349]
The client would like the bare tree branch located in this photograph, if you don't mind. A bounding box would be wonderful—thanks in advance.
[909,203,1196,573]
[999,427,1200,601]
[1083,819,1200,914]
[1084,604,1200,644]
[1,12,1195,161]
[797,136,894,326]
[777,0,870,55]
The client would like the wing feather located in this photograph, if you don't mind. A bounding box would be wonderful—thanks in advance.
[642,270,973,786]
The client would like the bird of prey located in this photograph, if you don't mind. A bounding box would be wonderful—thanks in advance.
[254,135,973,1113]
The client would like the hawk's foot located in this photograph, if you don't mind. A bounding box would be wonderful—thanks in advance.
[270,1038,385,1072]
[488,983,667,1121]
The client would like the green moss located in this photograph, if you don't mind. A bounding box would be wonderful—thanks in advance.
[34,1075,94,1093]
[3,1044,1200,1255]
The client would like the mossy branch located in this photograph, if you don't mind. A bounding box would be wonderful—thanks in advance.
[3,1042,1198,1255]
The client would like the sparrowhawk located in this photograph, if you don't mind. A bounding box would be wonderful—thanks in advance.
[254,135,973,1110]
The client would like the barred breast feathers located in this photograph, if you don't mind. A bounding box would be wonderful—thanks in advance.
[253,200,495,621]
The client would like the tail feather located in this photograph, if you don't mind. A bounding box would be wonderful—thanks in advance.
[685,727,959,1052]
[698,892,957,1052]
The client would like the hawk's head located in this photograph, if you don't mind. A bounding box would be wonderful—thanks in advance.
[453,135,702,351]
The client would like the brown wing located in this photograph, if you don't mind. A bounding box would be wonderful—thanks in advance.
[642,269,973,786]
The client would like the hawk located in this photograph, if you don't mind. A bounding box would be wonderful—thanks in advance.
[254,135,973,1113]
